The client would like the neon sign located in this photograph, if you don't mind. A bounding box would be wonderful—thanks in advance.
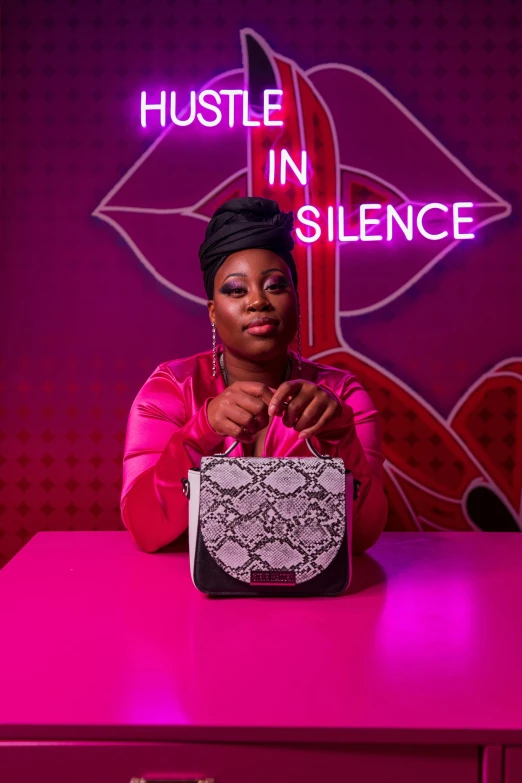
[297,202,475,243]
[139,89,477,244]
[140,89,284,128]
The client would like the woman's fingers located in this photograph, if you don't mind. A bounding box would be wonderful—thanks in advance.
[211,379,341,442]
[268,381,303,417]
[227,403,262,435]
[297,408,334,440]
[232,390,270,429]
[208,382,272,437]
[224,419,256,443]
[282,391,316,428]
[235,382,274,408]
[269,380,342,438]
[291,398,326,432]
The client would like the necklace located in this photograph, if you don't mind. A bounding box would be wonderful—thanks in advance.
[218,351,292,388]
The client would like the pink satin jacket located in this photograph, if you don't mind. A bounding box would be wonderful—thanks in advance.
[121,350,388,554]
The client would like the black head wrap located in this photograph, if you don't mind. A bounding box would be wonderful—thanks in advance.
[198,196,297,299]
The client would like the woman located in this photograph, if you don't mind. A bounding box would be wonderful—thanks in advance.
[121,197,388,555]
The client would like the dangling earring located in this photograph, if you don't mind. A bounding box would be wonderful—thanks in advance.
[211,322,217,378]
[297,306,302,371]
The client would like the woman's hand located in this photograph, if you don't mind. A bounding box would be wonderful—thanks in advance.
[207,382,273,443]
[268,380,342,440]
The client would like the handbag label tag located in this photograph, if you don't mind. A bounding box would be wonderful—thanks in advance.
[250,570,296,586]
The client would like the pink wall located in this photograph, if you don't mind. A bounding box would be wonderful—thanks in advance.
[0,0,520,566]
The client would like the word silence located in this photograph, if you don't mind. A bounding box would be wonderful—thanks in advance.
[298,203,474,243]
[140,89,476,244]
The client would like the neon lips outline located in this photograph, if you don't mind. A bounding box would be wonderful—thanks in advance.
[93,31,511,314]
[94,29,520,533]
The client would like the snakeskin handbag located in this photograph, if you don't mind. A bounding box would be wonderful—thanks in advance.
[182,439,358,597]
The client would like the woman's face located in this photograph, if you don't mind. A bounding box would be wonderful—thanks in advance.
[208,248,298,362]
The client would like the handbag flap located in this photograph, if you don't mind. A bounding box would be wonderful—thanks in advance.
[198,456,347,585]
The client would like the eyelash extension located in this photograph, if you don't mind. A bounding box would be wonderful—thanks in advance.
[219,278,290,295]
[266,279,290,289]
[219,284,246,295]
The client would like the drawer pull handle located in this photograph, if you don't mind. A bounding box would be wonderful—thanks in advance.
[130,778,215,783]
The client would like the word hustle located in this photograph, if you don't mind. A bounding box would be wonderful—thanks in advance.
[140,89,284,127]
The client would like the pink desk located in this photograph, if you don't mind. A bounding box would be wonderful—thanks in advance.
[0,532,521,783]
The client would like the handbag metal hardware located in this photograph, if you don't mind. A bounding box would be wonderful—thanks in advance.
[216,437,331,459]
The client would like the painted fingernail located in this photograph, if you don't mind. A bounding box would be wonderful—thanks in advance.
[268,405,276,416]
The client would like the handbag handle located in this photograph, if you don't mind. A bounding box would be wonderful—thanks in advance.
[216,438,331,459]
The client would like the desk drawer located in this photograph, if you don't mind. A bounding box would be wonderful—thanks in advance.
[505,747,522,783]
[0,741,478,783]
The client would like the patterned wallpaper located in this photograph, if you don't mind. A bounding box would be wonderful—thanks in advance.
[0,0,520,566]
